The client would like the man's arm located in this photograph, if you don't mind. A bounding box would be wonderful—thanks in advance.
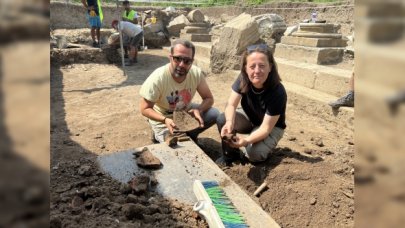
[140,97,177,133]
[139,98,165,122]
[187,76,214,127]
[81,0,88,8]
[195,76,214,113]
[131,17,138,24]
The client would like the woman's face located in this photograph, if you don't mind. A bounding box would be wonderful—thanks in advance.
[245,52,271,88]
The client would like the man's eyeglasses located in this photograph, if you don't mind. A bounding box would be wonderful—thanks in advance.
[172,56,193,65]
[247,44,269,53]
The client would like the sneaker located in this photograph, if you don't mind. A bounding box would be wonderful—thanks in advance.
[215,156,234,166]
[92,41,98,47]
[329,91,354,109]
[125,60,133,66]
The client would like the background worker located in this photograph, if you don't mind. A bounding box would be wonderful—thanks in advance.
[329,71,354,109]
[81,0,103,47]
[111,20,143,65]
[122,0,138,24]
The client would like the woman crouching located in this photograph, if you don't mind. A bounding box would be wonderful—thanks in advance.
[216,44,287,165]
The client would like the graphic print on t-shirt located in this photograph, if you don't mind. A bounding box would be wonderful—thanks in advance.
[166,88,192,111]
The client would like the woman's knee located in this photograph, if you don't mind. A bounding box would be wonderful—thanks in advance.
[245,143,273,162]
[245,150,269,162]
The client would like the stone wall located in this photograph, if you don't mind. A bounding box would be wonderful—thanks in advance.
[199,1,354,37]
[51,1,354,36]
[50,2,165,29]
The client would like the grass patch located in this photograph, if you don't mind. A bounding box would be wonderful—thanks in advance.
[64,0,344,7]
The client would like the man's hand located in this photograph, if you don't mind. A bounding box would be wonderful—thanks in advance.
[164,118,177,134]
[187,109,204,128]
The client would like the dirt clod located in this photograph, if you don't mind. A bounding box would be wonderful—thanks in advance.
[310,197,317,205]
[134,147,162,169]
[78,165,91,176]
[71,196,84,207]
[173,110,200,132]
[128,175,150,194]
[122,203,145,219]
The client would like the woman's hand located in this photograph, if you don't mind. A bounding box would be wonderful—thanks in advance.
[228,135,249,148]
[164,118,177,134]
[188,109,204,128]
[220,120,233,138]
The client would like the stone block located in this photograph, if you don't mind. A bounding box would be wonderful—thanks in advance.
[281,36,347,47]
[180,33,211,42]
[299,23,337,33]
[188,22,209,28]
[180,26,209,34]
[167,14,189,37]
[274,43,344,65]
[187,9,204,23]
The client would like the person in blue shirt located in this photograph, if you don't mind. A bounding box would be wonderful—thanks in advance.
[81,0,103,47]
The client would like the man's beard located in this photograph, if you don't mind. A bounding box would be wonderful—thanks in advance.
[173,66,188,78]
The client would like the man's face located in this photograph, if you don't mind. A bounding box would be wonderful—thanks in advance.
[123,3,130,10]
[169,44,194,78]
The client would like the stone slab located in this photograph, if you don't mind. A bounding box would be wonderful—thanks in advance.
[274,43,344,65]
[180,33,212,42]
[283,81,354,130]
[276,57,351,97]
[188,22,209,28]
[292,31,342,39]
[281,36,347,47]
[97,141,279,228]
[299,23,336,33]
[193,56,210,74]
[194,42,212,58]
[181,26,209,34]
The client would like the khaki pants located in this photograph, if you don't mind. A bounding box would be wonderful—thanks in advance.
[216,108,284,162]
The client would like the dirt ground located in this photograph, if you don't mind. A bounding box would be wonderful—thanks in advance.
[50,39,354,228]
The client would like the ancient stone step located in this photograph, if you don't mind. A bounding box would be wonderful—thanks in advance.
[180,26,209,34]
[283,81,354,130]
[193,42,212,58]
[188,22,209,28]
[276,57,352,97]
[281,36,347,47]
[292,32,342,39]
[274,43,344,65]
[193,56,210,74]
[298,23,337,33]
[180,33,212,42]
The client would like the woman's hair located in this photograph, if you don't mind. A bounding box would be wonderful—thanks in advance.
[239,44,281,93]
